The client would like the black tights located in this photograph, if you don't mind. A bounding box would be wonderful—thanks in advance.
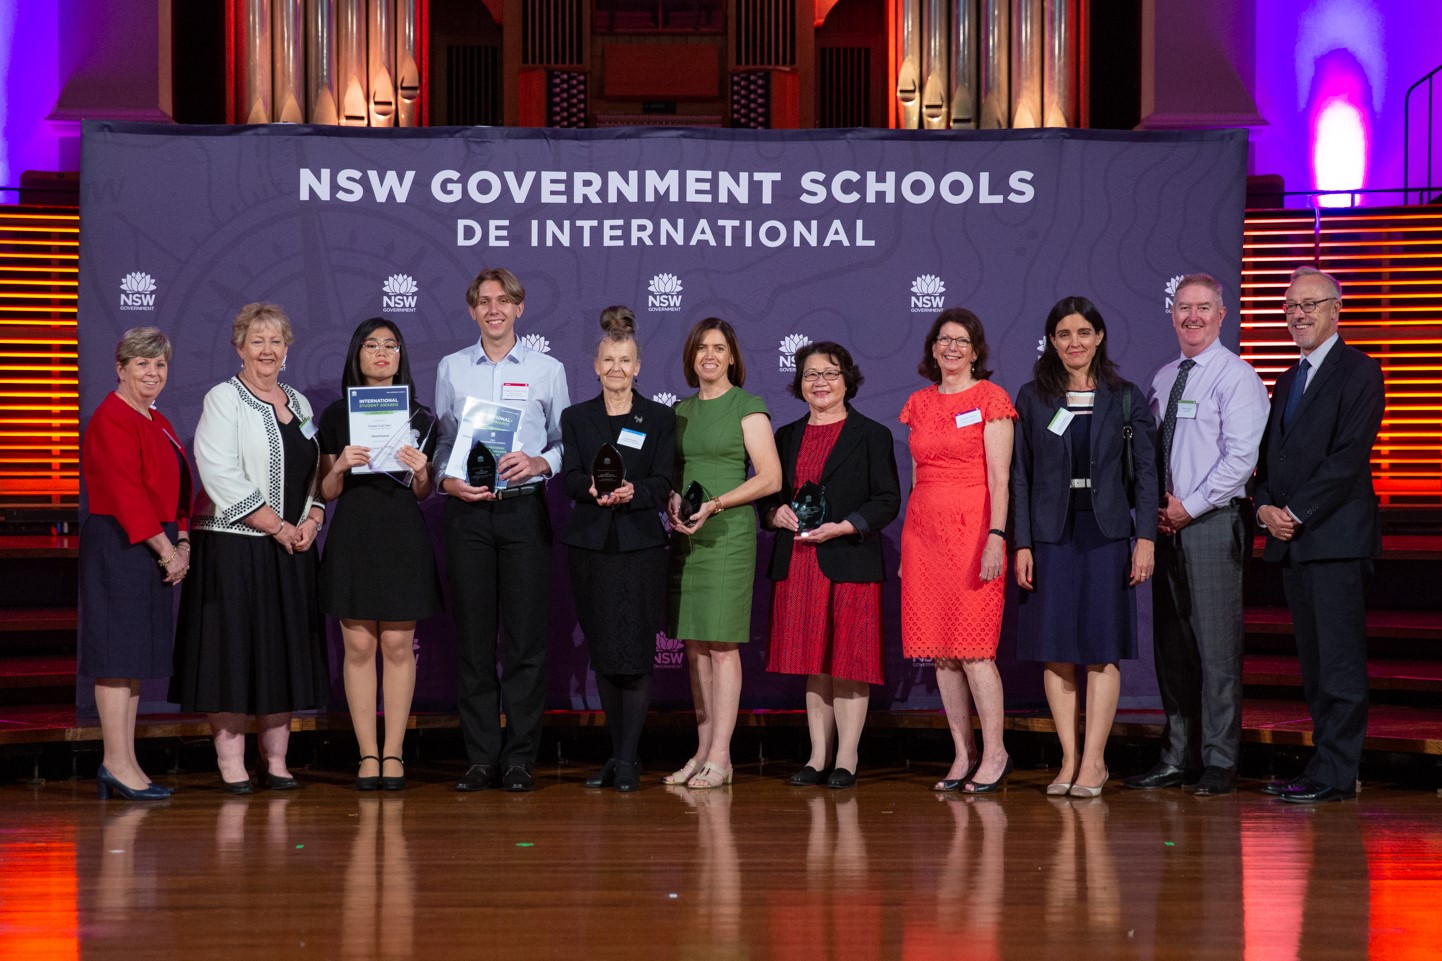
[595,672,653,763]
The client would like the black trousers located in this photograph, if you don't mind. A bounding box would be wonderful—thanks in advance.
[444,494,552,768]
[1283,556,1370,791]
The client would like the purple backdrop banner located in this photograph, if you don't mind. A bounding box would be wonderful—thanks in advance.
[77,122,1247,715]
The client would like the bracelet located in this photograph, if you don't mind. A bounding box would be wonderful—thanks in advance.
[712,497,725,514]
[988,529,1006,540]
[270,519,287,536]
[157,548,178,568]
[301,514,323,531]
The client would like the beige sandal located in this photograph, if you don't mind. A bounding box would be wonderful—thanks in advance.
[686,762,733,789]
[662,757,701,785]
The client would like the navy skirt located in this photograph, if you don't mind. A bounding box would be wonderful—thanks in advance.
[1016,495,1137,664]
[78,514,177,679]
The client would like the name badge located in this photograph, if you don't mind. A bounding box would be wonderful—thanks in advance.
[299,416,319,440]
[617,427,646,450]
[1047,408,1075,436]
[954,408,983,428]
[1176,399,1199,420]
[501,382,529,402]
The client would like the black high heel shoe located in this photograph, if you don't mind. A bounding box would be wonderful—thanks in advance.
[259,770,301,791]
[97,765,170,801]
[963,758,1015,795]
[584,759,616,788]
[220,775,254,795]
[933,758,982,792]
[614,760,640,793]
[380,756,406,791]
[356,755,381,792]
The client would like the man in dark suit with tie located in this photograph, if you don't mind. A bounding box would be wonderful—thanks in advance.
[1254,266,1384,803]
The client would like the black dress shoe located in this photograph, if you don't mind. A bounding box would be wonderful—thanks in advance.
[584,759,616,788]
[259,771,301,791]
[380,756,406,791]
[826,768,857,789]
[1123,762,1198,790]
[356,755,381,792]
[614,760,640,793]
[455,763,497,792]
[502,764,535,792]
[963,758,1014,795]
[1261,777,1306,796]
[788,765,828,786]
[1277,776,1356,804]
[221,777,254,796]
[1183,766,1236,797]
[932,758,982,792]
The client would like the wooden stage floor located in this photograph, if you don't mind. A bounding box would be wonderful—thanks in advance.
[1,761,1438,960]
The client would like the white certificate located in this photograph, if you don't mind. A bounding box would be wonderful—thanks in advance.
[443,396,526,488]
[347,385,412,474]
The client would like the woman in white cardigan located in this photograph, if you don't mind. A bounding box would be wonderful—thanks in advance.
[172,302,329,794]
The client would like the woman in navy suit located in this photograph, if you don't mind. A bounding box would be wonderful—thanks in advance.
[762,342,900,788]
[1011,296,1158,797]
[561,306,676,792]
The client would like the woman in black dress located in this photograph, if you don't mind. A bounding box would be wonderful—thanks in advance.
[560,307,675,792]
[172,302,329,794]
[81,327,192,800]
[318,318,441,790]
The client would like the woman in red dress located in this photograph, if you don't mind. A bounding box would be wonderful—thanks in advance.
[763,342,901,788]
[899,309,1016,793]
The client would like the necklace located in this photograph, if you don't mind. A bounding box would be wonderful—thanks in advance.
[114,390,153,419]
[239,370,284,403]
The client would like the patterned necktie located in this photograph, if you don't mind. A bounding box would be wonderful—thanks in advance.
[1159,358,1196,489]
[1282,357,1311,430]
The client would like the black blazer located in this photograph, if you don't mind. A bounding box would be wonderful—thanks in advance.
[560,391,675,552]
[761,408,901,583]
[1011,379,1159,547]
[1254,340,1384,563]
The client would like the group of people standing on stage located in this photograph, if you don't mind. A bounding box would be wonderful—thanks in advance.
[79,263,1383,806]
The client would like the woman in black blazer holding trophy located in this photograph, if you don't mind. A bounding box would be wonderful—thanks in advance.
[561,306,676,792]
[761,341,901,789]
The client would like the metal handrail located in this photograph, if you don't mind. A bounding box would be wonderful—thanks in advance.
[1403,61,1442,205]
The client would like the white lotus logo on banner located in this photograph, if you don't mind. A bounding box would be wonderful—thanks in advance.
[910,273,946,312]
[652,391,678,407]
[647,272,684,312]
[1164,274,1184,313]
[778,333,812,372]
[382,273,419,312]
[520,333,551,353]
[119,271,157,311]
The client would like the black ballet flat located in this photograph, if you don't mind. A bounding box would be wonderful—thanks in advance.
[221,777,254,796]
[259,771,301,791]
[788,765,829,786]
[826,768,857,789]
[356,755,381,792]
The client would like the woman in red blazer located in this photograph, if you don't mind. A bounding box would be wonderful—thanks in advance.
[80,327,192,800]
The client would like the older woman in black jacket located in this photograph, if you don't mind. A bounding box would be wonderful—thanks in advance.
[1011,296,1158,798]
[762,342,901,788]
[561,307,676,792]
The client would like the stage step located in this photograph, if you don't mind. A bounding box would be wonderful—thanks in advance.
[0,655,75,689]
[1244,607,1442,641]
[0,607,78,633]
[1245,654,1442,693]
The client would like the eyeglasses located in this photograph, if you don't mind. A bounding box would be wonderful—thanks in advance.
[362,341,401,354]
[801,369,843,383]
[934,335,971,348]
[1282,297,1338,315]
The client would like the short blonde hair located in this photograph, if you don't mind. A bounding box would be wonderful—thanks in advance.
[232,302,294,348]
[466,268,525,307]
[116,326,172,365]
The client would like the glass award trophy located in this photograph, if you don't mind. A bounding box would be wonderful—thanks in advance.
[593,442,626,494]
[467,439,498,489]
[791,482,827,533]
[678,480,706,521]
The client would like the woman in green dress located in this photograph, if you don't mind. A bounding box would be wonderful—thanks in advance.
[664,318,782,789]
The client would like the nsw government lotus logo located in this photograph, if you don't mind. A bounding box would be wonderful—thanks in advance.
[910,274,946,313]
[520,333,551,354]
[778,333,811,372]
[1163,274,1185,313]
[382,274,419,312]
[652,391,678,407]
[119,272,157,311]
[654,633,684,669]
[647,273,684,312]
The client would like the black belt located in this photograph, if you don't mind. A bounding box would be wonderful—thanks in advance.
[494,482,544,500]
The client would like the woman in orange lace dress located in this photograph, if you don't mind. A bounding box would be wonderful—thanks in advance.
[899,309,1016,793]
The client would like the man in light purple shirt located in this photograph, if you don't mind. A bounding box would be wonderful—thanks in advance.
[1124,273,1269,796]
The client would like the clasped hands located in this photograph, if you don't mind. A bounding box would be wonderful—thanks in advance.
[767,504,848,545]
[444,451,549,502]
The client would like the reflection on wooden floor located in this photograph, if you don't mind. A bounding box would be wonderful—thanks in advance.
[0,762,1434,960]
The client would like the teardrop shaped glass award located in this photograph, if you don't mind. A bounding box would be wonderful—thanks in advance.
[466,439,497,489]
[593,442,626,494]
[678,480,706,520]
[791,482,827,533]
